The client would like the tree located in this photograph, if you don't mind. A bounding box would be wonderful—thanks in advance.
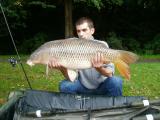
[64,0,73,38]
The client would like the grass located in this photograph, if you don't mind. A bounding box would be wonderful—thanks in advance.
[0,54,160,104]
[123,63,160,98]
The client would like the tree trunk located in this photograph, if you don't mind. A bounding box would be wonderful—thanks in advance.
[64,0,73,38]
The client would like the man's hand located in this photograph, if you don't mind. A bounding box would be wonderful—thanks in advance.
[48,57,70,79]
[48,57,63,69]
[91,52,113,77]
[91,52,105,68]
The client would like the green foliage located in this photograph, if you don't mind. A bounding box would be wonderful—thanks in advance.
[0,0,56,37]
[107,0,124,6]
[28,1,56,9]
[1,0,160,55]
[74,0,103,10]
[1,0,27,29]
[105,32,142,53]
[105,32,123,49]
[74,0,160,9]
[20,32,48,53]
[122,37,141,52]
[74,0,124,10]
[144,34,160,54]
[88,0,104,9]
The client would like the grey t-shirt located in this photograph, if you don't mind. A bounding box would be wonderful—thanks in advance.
[78,39,115,89]
[79,63,115,89]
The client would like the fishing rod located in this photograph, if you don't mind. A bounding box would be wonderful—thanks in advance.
[0,2,32,89]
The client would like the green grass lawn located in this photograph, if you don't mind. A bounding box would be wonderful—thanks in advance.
[123,63,160,98]
[0,54,160,104]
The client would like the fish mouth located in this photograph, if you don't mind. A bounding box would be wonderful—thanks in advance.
[26,60,35,66]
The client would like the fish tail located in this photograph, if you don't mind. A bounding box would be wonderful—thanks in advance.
[118,50,139,64]
[114,50,138,80]
[114,60,130,80]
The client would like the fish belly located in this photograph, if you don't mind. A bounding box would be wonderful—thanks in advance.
[59,58,92,69]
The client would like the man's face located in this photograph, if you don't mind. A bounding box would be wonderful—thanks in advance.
[76,22,95,39]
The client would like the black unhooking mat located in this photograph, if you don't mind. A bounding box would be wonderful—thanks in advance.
[1,90,160,120]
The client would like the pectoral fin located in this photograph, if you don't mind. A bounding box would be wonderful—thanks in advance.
[46,64,49,78]
[67,69,78,82]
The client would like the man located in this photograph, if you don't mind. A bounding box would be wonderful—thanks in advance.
[48,17,122,96]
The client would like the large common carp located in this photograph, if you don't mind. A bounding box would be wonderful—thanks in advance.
[27,38,138,81]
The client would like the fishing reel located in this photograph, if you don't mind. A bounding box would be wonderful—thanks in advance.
[8,57,18,67]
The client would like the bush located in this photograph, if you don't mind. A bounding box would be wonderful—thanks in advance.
[20,32,48,53]
[105,32,123,49]
[104,32,141,53]
[144,34,160,54]
[122,37,140,52]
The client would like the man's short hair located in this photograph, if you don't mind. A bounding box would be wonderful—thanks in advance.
[75,17,94,28]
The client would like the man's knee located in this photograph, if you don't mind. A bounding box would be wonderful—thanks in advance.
[106,76,123,96]
[109,76,122,88]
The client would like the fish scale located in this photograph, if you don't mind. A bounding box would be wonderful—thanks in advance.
[27,38,138,80]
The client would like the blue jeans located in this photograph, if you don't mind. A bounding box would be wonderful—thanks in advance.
[59,76,122,96]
